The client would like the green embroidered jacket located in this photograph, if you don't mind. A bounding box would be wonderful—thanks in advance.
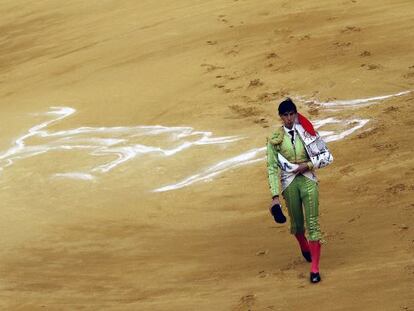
[267,127,314,197]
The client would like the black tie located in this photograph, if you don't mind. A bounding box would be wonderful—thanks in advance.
[289,130,295,145]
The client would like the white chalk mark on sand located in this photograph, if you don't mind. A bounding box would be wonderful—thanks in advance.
[314,118,370,142]
[54,173,95,181]
[154,117,371,192]
[310,90,411,108]
[0,107,243,178]
[1,90,409,191]
[155,90,411,191]
[154,148,266,192]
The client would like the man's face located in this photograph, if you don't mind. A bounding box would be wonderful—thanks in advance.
[280,111,297,129]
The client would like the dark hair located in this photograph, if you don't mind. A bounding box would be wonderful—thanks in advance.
[278,98,297,115]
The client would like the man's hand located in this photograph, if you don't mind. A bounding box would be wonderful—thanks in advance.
[293,163,308,174]
[269,196,286,224]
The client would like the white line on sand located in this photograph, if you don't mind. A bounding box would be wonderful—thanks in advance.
[158,91,411,191]
[1,90,407,187]
[153,148,266,192]
[314,118,370,142]
[154,118,370,192]
[54,173,96,181]
[311,90,411,107]
[0,107,243,180]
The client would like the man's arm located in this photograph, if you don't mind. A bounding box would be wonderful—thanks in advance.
[292,161,313,174]
[266,140,280,198]
[267,140,286,223]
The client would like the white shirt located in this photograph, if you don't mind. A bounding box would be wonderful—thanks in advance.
[283,124,296,144]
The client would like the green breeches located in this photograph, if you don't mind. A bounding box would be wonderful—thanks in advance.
[282,175,322,241]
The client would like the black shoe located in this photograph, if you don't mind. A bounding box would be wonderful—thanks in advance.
[301,251,312,263]
[310,272,321,283]
[271,204,286,224]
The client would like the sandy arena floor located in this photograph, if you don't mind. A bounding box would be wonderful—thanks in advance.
[0,1,413,310]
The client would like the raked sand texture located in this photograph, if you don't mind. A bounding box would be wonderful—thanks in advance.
[0,1,413,310]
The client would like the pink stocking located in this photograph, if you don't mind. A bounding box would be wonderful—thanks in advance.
[309,241,321,273]
[295,233,310,252]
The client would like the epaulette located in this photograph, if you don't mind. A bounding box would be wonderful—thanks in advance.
[268,127,284,145]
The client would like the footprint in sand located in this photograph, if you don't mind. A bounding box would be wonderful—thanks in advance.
[273,27,292,35]
[257,92,281,102]
[398,224,409,231]
[225,49,239,56]
[372,142,398,153]
[206,40,218,45]
[402,66,414,79]
[271,62,293,73]
[253,118,269,128]
[325,231,345,241]
[213,80,233,94]
[217,14,229,24]
[201,63,225,73]
[403,72,414,79]
[356,125,384,139]
[386,183,409,195]
[348,214,361,223]
[228,104,263,118]
[258,270,270,278]
[307,106,319,116]
[339,165,355,175]
[341,26,362,33]
[299,34,311,41]
[280,258,303,271]
[403,203,414,212]
[351,184,370,193]
[383,106,400,113]
[359,50,371,57]
[297,272,306,279]
[266,52,279,62]
[239,92,281,106]
[256,249,269,256]
[234,294,256,311]
[248,79,264,88]
[258,11,270,17]
[404,264,414,275]
[333,41,352,48]
[361,63,381,70]
[224,74,239,81]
